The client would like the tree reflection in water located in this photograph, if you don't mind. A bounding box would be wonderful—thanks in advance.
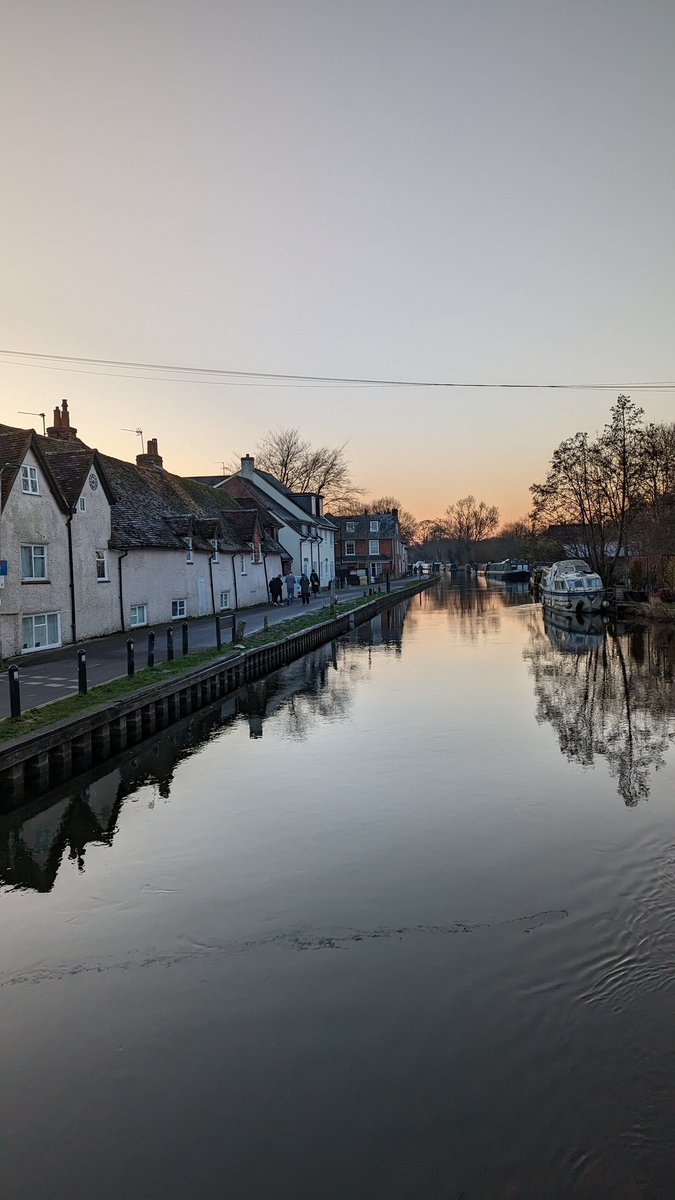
[524,609,675,805]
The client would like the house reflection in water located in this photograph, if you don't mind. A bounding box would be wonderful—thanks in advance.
[0,601,412,892]
[524,610,675,806]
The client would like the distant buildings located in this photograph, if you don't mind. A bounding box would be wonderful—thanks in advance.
[331,510,407,584]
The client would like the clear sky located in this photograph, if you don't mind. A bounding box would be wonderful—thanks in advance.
[1,0,673,522]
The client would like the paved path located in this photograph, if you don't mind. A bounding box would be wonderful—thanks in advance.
[0,580,419,719]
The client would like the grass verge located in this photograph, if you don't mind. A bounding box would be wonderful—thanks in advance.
[0,589,413,744]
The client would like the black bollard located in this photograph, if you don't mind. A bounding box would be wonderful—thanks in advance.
[215,614,222,650]
[8,665,21,719]
[167,627,174,661]
[77,648,87,694]
[231,611,237,644]
[386,573,391,593]
[147,631,155,668]
[127,638,135,677]
[182,622,189,656]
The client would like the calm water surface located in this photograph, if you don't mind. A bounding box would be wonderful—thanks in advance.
[1,582,674,1200]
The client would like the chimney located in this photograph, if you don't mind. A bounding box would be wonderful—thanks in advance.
[240,454,255,475]
[47,399,78,441]
[392,508,399,520]
[136,437,164,469]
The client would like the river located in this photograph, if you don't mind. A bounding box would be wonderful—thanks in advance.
[1,580,674,1200]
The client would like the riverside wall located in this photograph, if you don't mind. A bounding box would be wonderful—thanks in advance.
[0,579,436,808]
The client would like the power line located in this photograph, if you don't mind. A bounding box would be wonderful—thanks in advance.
[0,347,673,391]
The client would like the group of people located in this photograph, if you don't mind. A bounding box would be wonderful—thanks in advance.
[269,569,321,607]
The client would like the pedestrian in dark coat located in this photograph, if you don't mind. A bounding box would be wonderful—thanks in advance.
[300,573,311,605]
[310,569,320,596]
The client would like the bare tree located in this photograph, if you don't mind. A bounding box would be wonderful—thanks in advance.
[247,426,364,507]
[444,495,499,561]
[364,495,419,544]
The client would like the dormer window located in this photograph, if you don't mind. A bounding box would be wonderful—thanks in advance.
[369,519,379,533]
[346,521,355,532]
[186,537,194,563]
[21,465,39,494]
[211,539,219,563]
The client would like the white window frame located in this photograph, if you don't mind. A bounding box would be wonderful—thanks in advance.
[345,540,356,556]
[185,537,194,563]
[211,539,219,564]
[369,539,380,556]
[250,541,261,565]
[21,543,48,580]
[21,465,39,494]
[369,519,379,532]
[95,549,109,581]
[346,521,355,532]
[171,598,187,619]
[240,554,247,575]
[78,496,86,513]
[130,603,148,628]
[21,611,61,651]
[219,590,230,610]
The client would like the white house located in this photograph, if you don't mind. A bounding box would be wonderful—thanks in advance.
[0,404,284,658]
[212,456,337,587]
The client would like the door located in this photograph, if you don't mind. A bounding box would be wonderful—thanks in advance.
[198,576,207,616]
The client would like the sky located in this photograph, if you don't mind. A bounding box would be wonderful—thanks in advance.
[1,0,673,523]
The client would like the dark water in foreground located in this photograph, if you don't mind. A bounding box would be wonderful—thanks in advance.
[1,582,674,1200]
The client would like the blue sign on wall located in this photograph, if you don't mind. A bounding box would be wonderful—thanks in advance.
[0,560,7,576]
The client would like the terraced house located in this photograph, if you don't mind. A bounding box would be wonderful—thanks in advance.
[0,403,285,658]
[331,510,408,584]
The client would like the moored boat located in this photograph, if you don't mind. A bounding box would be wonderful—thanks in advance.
[540,560,606,614]
[485,559,530,582]
[543,608,606,653]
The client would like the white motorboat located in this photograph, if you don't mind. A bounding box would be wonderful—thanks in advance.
[539,560,606,614]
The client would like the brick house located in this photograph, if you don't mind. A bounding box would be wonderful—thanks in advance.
[331,511,407,583]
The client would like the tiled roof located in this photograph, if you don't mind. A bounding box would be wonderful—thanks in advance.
[330,512,400,538]
[0,424,72,513]
[37,440,117,507]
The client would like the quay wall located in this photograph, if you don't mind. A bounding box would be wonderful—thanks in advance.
[0,579,436,808]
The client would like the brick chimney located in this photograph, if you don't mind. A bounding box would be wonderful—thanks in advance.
[47,399,78,441]
[136,437,164,469]
[240,454,255,476]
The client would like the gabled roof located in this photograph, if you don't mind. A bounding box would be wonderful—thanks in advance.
[37,440,116,507]
[0,423,71,513]
[225,471,336,531]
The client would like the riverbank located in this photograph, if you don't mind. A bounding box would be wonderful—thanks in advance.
[622,600,675,623]
[0,577,436,805]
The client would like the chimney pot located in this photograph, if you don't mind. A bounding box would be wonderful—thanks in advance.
[241,454,255,474]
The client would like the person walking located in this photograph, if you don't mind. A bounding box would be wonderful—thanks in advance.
[285,570,297,604]
[269,575,282,606]
[310,568,320,597]
[300,573,311,605]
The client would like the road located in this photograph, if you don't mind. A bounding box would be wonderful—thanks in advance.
[0,580,419,719]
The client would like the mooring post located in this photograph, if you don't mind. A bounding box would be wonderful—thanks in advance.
[147,631,155,668]
[182,622,189,656]
[167,627,174,661]
[77,648,87,694]
[264,616,269,630]
[215,614,222,650]
[8,665,21,719]
[127,638,135,677]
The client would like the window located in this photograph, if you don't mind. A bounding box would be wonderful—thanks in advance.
[370,519,379,532]
[219,590,230,610]
[302,523,308,535]
[211,539,219,563]
[21,544,47,580]
[185,537,194,563]
[239,554,247,575]
[171,599,187,618]
[21,465,39,494]
[345,540,356,556]
[22,611,60,651]
[78,497,86,513]
[369,539,380,556]
[250,541,261,564]
[95,549,109,581]
[130,603,147,627]
[346,521,355,532]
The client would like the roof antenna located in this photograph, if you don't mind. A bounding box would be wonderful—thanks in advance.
[122,427,144,451]
[18,411,46,436]
[214,460,227,474]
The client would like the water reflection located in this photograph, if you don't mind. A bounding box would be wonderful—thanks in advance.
[0,605,409,894]
[524,609,675,805]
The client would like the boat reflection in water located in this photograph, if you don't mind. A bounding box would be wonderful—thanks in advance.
[543,608,606,653]
[524,611,675,805]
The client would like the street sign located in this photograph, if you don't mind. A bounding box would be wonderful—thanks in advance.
[0,560,7,575]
